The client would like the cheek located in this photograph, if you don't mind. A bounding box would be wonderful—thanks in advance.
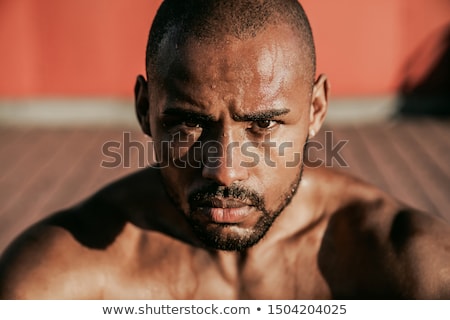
[253,129,306,206]
[152,135,201,204]
[266,126,307,169]
[273,140,304,170]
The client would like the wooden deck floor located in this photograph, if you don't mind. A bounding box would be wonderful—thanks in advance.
[0,118,449,253]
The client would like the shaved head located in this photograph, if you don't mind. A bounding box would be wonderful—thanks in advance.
[146,0,316,84]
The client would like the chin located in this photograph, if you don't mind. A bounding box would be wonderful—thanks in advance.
[191,216,275,251]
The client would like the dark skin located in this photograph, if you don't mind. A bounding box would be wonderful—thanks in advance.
[0,24,449,299]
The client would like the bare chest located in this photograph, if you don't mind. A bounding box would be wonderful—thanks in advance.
[101,243,331,299]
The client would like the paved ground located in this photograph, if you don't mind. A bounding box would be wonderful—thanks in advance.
[0,118,449,253]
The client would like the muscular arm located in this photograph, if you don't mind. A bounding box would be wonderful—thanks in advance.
[388,209,450,299]
[319,198,450,299]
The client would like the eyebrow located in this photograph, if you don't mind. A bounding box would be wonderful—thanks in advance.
[162,107,215,123]
[232,108,291,122]
[162,107,291,123]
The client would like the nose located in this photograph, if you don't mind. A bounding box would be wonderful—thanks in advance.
[201,130,249,186]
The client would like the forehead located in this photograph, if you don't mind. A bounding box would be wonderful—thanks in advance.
[153,24,311,109]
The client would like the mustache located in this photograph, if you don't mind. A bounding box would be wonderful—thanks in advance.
[188,184,264,211]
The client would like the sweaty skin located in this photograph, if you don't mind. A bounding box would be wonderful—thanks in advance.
[0,24,449,299]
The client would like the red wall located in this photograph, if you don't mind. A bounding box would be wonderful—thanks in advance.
[0,0,449,98]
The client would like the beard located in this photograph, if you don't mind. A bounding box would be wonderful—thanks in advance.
[185,163,304,251]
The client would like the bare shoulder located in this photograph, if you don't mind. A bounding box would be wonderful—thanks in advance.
[313,168,450,298]
[0,212,102,299]
[0,167,188,299]
[0,170,148,299]
[385,208,450,298]
[0,173,139,299]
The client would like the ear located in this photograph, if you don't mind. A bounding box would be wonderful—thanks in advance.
[308,74,330,138]
[135,75,151,136]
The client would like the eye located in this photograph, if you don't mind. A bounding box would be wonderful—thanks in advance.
[255,120,272,129]
[247,120,280,136]
[251,120,279,131]
[183,120,201,128]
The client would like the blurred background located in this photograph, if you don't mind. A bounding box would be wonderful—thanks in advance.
[0,0,449,253]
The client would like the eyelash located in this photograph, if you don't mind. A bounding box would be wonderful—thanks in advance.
[164,119,282,135]
[248,120,281,134]
[182,120,202,128]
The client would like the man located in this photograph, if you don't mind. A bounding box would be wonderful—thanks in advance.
[0,0,449,299]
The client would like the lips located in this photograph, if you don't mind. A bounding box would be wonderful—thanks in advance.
[191,198,253,223]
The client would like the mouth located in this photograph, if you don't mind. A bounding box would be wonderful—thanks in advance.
[191,198,254,224]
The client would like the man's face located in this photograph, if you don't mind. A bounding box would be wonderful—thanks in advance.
[146,24,315,251]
